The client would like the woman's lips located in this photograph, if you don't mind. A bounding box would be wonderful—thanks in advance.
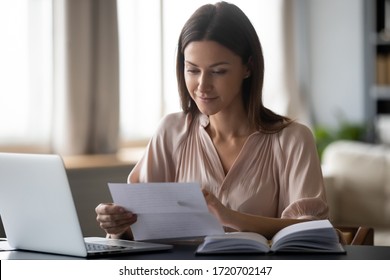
[197,95,218,103]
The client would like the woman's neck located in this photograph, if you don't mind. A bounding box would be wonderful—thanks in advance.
[207,110,255,141]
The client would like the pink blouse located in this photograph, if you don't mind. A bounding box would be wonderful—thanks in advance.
[128,112,328,220]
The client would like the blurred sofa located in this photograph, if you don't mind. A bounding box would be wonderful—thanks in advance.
[322,140,390,246]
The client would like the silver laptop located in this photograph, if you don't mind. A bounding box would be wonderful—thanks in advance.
[0,153,172,257]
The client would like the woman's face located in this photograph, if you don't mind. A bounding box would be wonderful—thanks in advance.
[183,40,249,116]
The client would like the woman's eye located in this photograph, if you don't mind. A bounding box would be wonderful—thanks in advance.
[186,69,199,74]
[212,69,227,75]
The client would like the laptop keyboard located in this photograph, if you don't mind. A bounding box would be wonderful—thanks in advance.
[86,242,129,252]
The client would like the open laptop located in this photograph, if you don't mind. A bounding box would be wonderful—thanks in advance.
[0,152,172,258]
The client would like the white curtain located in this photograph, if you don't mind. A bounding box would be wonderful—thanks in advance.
[283,0,311,126]
[52,0,119,155]
[0,0,53,149]
[261,0,311,126]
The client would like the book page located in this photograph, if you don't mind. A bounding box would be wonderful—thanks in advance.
[108,182,224,240]
[270,219,342,252]
[272,220,332,244]
[196,232,270,254]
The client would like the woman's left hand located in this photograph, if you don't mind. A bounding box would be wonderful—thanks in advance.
[202,189,231,225]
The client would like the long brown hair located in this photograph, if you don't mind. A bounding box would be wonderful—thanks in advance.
[176,1,291,133]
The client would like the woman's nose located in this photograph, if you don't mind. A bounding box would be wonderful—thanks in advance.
[198,73,212,92]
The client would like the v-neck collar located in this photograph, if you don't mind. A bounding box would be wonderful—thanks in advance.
[198,114,259,187]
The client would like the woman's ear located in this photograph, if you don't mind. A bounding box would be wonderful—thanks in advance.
[244,56,253,79]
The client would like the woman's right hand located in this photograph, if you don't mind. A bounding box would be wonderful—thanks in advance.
[95,203,137,239]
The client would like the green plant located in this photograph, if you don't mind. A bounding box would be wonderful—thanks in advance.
[314,122,367,159]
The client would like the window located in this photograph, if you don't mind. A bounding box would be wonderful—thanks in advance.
[0,0,53,150]
[117,0,163,142]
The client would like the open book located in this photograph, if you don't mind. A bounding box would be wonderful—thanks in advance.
[196,219,345,254]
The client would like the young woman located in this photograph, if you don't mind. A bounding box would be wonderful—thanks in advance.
[95,1,328,240]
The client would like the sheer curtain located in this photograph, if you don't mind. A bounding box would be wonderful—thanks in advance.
[0,0,53,150]
[117,0,163,142]
[52,0,120,155]
[266,0,310,125]
[0,0,120,155]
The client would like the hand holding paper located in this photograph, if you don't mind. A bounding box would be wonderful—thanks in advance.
[108,182,224,240]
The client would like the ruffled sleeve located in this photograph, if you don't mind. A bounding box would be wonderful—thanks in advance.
[276,123,329,220]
